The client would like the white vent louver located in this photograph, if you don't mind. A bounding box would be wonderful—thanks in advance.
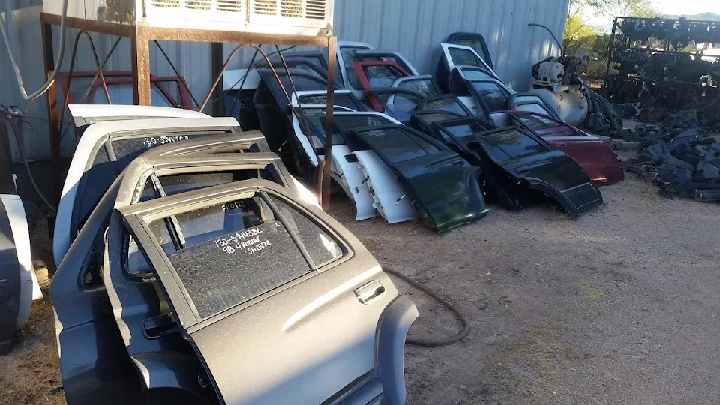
[250,0,329,21]
[44,0,332,35]
[150,0,243,12]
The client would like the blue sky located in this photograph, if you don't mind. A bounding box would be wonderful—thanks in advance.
[652,0,720,15]
[585,0,720,29]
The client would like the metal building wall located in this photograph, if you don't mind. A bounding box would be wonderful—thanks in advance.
[1,0,568,161]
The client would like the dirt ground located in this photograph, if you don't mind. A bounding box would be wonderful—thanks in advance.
[1,175,719,405]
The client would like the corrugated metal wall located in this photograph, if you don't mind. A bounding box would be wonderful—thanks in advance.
[1,0,567,160]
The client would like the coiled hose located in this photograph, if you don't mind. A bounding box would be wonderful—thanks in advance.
[383,267,470,347]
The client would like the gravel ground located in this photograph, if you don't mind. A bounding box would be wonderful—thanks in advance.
[331,175,720,405]
[1,175,718,405]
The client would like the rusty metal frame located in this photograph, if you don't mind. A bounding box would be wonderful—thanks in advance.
[40,13,337,210]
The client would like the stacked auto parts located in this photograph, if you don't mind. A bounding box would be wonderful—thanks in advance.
[50,104,419,405]
[604,17,720,129]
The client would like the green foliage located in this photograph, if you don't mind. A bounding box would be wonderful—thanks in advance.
[568,0,656,17]
[564,0,658,56]
[563,15,602,56]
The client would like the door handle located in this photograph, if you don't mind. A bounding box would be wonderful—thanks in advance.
[355,280,386,304]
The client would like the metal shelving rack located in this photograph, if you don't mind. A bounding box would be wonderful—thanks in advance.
[603,16,720,104]
[40,12,338,209]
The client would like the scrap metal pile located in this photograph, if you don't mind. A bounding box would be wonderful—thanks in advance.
[604,17,720,129]
[621,121,720,201]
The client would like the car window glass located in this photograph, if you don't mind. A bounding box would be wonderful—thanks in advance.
[463,70,494,81]
[423,98,468,116]
[516,114,558,131]
[515,103,553,116]
[332,114,395,149]
[358,128,441,164]
[363,65,405,88]
[441,122,487,146]
[110,130,233,166]
[154,195,311,318]
[418,112,461,125]
[412,112,462,140]
[341,47,366,88]
[392,94,420,112]
[297,93,362,110]
[126,236,153,278]
[470,82,508,112]
[454,39,487,60]
[298,107,352,145]
[137,170,279,203]
[268,196,343,268]
[397,79,439,98]
[448,47,482,67]
[93,84,172,107]
[481,129,548,161]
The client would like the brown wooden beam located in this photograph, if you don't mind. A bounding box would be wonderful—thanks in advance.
[40,12,134,37]
[40,20,61,202]
[210,43,225,116]
[320,35,337,212]
[131,27,152,106]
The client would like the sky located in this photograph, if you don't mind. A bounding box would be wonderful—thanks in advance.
[651,0,720,16]
[586,0,720,30]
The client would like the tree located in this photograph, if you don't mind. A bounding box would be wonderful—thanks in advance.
[564,15,602,55]
[564,0,658,55]
[568,0,656,17]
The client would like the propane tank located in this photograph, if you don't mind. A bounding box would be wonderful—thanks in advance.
[528,86,588,127]
[529,59,589,127]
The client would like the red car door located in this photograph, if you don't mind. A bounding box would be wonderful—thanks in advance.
[511,112,625,185]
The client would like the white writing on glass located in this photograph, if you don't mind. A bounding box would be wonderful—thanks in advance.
[214,228,272,255]
[143,135,190,148]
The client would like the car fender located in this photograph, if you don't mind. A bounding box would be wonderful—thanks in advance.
[375,295,418,405]
[131,352,213,403]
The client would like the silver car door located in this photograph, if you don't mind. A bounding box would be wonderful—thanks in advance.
[120,180,402,404]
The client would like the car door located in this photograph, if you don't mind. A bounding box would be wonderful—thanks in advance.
[354,50,419,76]
[0,194,41,354]
[54,117,241,265]
[437,43,498,92]
[68,104,208,127]
[120,180,403,404]
[509,112,624,185]
[333,112,419,224]
[336,41,375,96]
[445,32,494,69]
[509,93,560,119]
[352,61,411,112]
[52,151,305,404]
[349,126,487,233]
[291,90,368,112]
